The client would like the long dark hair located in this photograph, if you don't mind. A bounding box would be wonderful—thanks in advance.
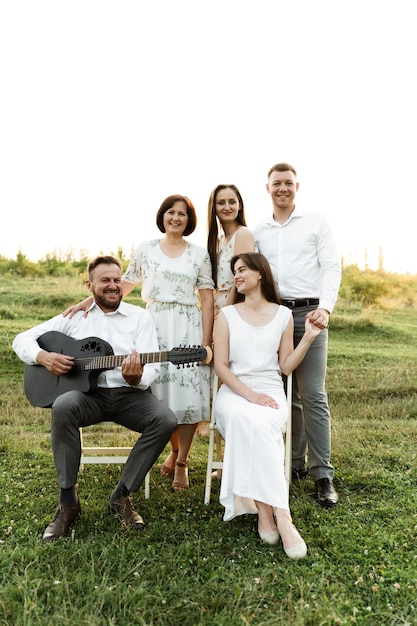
[230,253,281,304]
[207,184,246,287]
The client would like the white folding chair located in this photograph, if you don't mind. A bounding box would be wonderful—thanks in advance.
[204,374,222,504]
[204,372,292,504]
[283,372,292,489]
[79,423,150,499]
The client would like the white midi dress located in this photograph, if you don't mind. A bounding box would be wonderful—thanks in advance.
[123,239,214,424]
[213,304,292,521]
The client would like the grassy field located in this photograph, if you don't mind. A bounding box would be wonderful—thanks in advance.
[1,275,417,625]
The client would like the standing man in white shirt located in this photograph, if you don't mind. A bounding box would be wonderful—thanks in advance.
[13,255,177,541]
[253,163,341,508]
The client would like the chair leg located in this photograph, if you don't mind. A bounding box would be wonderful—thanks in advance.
[79,426,151,498]
[144,471,150,499]
[284,373,292,489]
[214,430,223,479]
[79,427,84,471]
[204,373,223,504]
[204,426,216,504]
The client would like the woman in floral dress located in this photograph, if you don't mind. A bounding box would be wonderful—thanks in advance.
[123,195,214,490]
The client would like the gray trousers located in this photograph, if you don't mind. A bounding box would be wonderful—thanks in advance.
[291,306,334,481]
[50,387,177,493]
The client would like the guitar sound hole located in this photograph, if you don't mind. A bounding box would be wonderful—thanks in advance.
[81,340,103,353]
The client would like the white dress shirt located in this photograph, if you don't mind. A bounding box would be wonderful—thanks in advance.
[12,301,159,390]
[253,206,341,313]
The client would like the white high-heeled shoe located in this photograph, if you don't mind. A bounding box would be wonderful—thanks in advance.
[284,539,307,560]
[274,508,307,559]
[258,528,280,545]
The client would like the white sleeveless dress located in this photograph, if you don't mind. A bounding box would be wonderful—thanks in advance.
[213,304,292,521]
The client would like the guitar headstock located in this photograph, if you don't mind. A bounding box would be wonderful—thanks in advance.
[168,345,212,367]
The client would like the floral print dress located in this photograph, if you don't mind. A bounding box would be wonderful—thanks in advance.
[215,231,238,313]
[215,229,257,314]
[123,239,214,424]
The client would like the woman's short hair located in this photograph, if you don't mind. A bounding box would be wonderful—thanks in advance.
[156,195,197,236]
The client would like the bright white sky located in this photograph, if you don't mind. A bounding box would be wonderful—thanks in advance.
[1,1,416,273]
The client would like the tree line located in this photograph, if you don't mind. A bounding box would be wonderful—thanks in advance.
[1,250,416,308]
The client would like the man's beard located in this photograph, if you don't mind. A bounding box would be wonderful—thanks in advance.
[94,290,122,311]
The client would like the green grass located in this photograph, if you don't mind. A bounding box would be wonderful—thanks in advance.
[1,277,417,625]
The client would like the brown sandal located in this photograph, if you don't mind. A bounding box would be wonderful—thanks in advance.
[172,461,189,491]
[160,450,178,477]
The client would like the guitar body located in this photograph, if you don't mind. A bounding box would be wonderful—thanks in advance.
[23,331,212,408]
[24,332,114,408]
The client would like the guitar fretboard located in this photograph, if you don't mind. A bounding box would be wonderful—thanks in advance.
[75,352,169,371]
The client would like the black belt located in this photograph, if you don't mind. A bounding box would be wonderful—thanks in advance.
[281,298,319,309]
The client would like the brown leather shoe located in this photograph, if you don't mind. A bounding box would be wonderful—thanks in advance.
[42,500,81,542]
[109,495,145,530]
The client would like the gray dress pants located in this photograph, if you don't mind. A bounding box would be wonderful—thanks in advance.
[50,387,177,492]
[291,305,335,481]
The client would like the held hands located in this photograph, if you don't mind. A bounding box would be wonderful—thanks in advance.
[36,350,75,376]
[121,350,144,387]
[305,308,329,331]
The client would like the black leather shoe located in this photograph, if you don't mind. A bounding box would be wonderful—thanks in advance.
[42,500,81,542]
[292,467,308,481]
[109,495,145,530]
[315,478,339,508]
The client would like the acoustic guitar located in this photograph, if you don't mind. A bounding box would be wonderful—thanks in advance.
[24,331,212,408]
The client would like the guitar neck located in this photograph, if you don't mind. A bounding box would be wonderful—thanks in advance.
[83,351,169,371]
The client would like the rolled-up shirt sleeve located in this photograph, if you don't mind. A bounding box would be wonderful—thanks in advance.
[12,314,69,364]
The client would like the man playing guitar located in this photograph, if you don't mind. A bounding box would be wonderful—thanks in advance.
[13,255,178,542]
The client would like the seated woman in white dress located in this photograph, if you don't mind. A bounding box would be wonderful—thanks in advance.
[213,253,323,560]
